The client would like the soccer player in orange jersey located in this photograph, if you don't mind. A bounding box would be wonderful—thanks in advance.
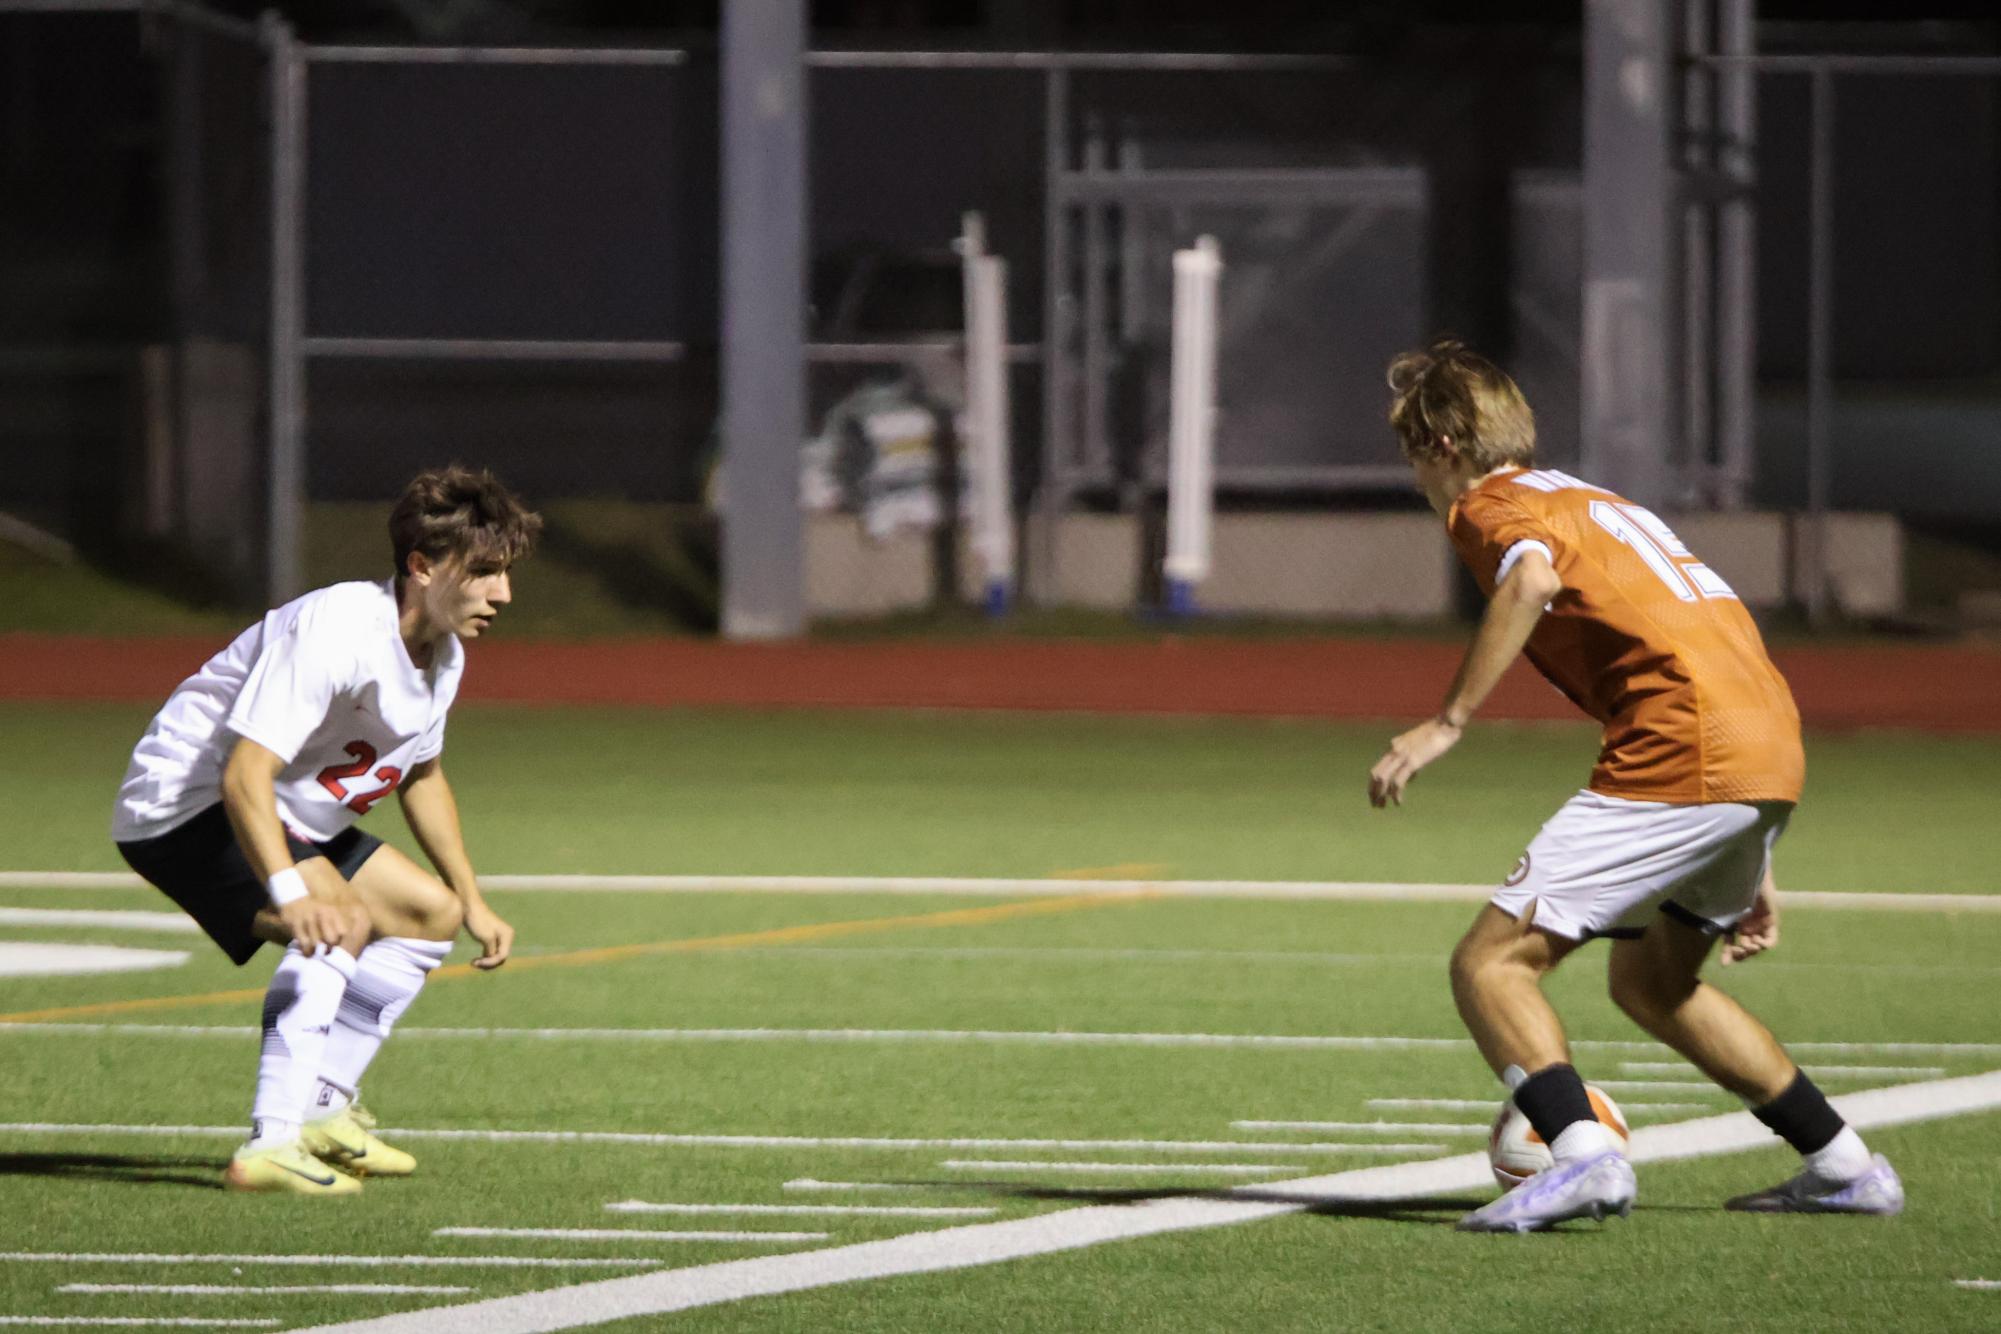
[1370,340,1903,1232]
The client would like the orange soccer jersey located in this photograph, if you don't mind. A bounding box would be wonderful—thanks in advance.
[1448,467,1803,806]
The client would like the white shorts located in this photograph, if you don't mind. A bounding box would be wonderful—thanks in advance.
[1490,790,1792,942]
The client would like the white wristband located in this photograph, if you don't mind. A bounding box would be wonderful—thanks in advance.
[266,866,309,908]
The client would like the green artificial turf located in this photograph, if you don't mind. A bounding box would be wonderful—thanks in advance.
[0,887,1997,1331]
[8,701,1999,893]
[0,703,1995,1330]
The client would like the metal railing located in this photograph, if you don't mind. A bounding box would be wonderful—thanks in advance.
[1687,51,2001,623]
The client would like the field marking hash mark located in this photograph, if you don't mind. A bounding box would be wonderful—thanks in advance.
[0,890,1156,1025]
[285,1070,2001,1334]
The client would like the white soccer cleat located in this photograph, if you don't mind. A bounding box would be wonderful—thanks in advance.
[1724,1154,1903,1216]
[1457,1151,1636,1234]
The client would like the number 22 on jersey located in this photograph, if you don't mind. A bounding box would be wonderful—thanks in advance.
[316,741,403,815]
[1588,500,1737,603]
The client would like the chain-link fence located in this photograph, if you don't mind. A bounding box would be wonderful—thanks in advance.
[0,2,271,601]
[8,10,1997,628]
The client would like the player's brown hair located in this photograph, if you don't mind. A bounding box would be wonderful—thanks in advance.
[1386,339,1536,471]
[389,465,542,583]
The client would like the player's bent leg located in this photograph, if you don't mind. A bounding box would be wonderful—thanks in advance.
[1449,903,1583,1078]
[1606,917,1898,1214]
[243,855,367,1177]
[1605,915,1793,1103]
[1449,903,1632,1231]
[344,842,464,944]
[302,843,458,1176]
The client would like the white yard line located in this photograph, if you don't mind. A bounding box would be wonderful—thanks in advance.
[288,1069,2001,1334]
[432,1229,824,1245]
[0,1124,1450,1155]
[1620,1061,1946,1079]
[0,945,189,979]
[393,1028,1477,1052]
[0,909,198,934]
[7,1021,1994,1059]
[605,1202,993,1219]
[1368,1098,1715,1113]
[0,1321,276,1329]
[15,1032,2000,1072]
[56,1288,472,1297]
[1231,1120,1486,1136]
[730,945,1442,966]
[937,1161,1305,1176]
[782,1179,925,1194]
[1603,1106,1716,1117]
[4,871,1997,912]
[0,1025,1475,1051]
[1955,1280,2001,1291]
[0,1257,656,1271]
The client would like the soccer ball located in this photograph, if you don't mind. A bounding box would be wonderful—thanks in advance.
[1487,1084,1630,1189]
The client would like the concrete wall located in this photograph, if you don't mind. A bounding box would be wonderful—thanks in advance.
[805,511,1904,620]
[1204,514,1454,618]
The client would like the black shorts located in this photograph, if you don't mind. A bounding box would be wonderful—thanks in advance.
[116,804,383,966]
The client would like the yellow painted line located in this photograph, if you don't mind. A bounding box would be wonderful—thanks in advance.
[0,890,1156,1025]
[1046,862,1169,881]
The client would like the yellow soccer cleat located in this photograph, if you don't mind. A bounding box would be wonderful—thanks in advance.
[303,1103,417,1178]
[224,1140,361,1196]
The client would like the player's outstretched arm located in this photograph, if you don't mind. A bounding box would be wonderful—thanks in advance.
[398,758,514,970]
[1368,549,1561,808]
[221,737,355,952]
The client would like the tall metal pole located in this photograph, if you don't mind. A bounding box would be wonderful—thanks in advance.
[719,0,808,639]
[1081,121,1109,499]
[1581,0,1675,509]
[264,12,305,605]
[161,18,203,540]
[1716,0,1757,509]
[1682,0,1713,502]
[1803,66,1835,625]
[1033,66,1070,606]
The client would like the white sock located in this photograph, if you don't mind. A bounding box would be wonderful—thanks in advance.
[1804,1125,1873,1182]
[314,936,451,1115]
[1550,1119,1618,1164]
[251,944,357,1144]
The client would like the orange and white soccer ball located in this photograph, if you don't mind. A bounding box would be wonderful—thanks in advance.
[1487,1084,1630,1189]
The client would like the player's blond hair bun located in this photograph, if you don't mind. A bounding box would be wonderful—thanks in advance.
[1387,338,1536,471]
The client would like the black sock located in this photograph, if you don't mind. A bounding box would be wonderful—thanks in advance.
[1513,1063,1597,1146]
[1750,1070,1845,1155]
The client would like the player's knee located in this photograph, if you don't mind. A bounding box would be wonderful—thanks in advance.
[339,903,374,951]
[429,891,465,941]
[1449,933,1499,997]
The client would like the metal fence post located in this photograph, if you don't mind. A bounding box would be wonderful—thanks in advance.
[719,0,808,639]
[1803,65,1834,624]
[1033,64,1069,607]
[1581,0,1676,509]
[1715,0,1757,509]
[263,9,305,605]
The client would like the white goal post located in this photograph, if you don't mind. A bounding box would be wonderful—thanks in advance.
[960,214,1015,614]
[1165,235,1222,614]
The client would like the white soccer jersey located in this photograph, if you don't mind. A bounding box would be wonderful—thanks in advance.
[112,579,465,844]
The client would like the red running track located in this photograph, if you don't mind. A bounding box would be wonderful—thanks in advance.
[4,634,1996,732]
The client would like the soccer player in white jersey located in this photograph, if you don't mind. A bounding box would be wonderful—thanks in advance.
[112,465,542,1194]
